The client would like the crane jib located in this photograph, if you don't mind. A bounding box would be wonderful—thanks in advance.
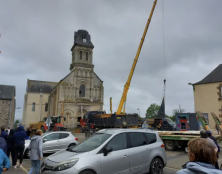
[116,0,158,115]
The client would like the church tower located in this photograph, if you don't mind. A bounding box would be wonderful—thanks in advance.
[48,29,104,128]
[70,30,94,71]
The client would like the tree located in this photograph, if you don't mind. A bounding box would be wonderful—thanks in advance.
[172,105,186,116]
[13,120,20,129]
[146,103,160,118]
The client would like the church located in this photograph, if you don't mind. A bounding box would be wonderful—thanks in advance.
[22,30,104,128]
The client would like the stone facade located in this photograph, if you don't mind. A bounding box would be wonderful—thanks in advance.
[49,30,103,128]
[22,80,57,126]
[22,30,104,128]
[0,85,16,127]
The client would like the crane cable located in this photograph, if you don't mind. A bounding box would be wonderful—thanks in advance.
[161,0,166,100]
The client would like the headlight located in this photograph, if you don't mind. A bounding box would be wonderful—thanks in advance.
[52,159,78,171]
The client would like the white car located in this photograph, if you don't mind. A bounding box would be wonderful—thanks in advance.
[24,131,78,158]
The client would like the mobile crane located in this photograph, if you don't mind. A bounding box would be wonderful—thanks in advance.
[82,0,158,137]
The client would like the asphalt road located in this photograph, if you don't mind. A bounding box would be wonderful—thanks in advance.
[21,133,222,174]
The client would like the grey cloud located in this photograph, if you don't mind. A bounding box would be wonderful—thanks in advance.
[0,0,222,119]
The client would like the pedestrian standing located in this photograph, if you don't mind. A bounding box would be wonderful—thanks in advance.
[1,126,8,141]
[207,130,220,169]
[28,130,43,174]
[0,130,7,154]
[0,148,10,174]
[26,127,31,140]
[6,129,16,166]
[13,125,27,168]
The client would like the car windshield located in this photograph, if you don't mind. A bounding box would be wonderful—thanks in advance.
[165,118,175,126]
[70,133,111,153]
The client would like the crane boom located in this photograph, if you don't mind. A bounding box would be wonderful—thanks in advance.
[116,0,158,114]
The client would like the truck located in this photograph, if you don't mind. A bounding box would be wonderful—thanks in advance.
[156,111,222,151]
[30,115,66,133]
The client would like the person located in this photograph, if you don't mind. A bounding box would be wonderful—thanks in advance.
[0,130,7,154]
[0,148,10,174]
[177,138,222,174]
[26,127,31,140]
[200,129,218,152]
[207,130,220,169]
[6,129,16,166]
[28,129,43,174]
[13,125,27,168]
[1,126,8,141]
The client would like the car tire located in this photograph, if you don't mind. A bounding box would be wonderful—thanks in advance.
[68,143,76,149]
[24,149,30,158]
[149,158,163,174]
[165,140,175,151]
[79,170,95,174]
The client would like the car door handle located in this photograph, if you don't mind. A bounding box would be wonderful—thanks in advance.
[123,155,128,158]
[146,148,149,151]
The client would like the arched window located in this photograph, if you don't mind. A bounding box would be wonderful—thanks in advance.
[45,103,48,111]
[32,103,35,111]
[80,51,82,60]
[86,52,88,61]
[79,85,85,97]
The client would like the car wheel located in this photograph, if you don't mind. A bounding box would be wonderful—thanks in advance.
[149,158,163,174]
[79,170,95,174]
[24,149,30,158]
[68,143,76,149]
[165,140,175,151]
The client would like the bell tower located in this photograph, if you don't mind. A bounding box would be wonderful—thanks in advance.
[70,30,94,71]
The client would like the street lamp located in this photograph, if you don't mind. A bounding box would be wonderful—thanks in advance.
[137,108,140,116]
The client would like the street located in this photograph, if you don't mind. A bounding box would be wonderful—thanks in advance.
[19,133,222,174]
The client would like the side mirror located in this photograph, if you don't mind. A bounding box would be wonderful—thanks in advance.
[103,146,113,156]
[43,139,47,143]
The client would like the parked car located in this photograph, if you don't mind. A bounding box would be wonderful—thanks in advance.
[24,131,78,158]
[41,128,167,174]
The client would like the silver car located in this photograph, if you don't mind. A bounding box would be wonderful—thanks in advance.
[24,131,78,158]
[41,129,167,174]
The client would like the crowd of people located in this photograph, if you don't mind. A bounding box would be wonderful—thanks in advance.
[0,126,43,174]
[177,129,222,174]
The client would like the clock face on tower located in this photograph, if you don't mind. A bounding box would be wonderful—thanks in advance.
[83,38,87,42]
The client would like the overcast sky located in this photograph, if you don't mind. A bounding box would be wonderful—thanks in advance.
[1,0,222,120]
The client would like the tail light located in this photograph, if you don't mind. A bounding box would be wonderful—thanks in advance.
[75,137,78,141]
[158,134,165,148]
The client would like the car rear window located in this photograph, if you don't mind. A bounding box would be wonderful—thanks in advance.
[129,132,146,148]
[145,133,156,144]
[60,133,69,139]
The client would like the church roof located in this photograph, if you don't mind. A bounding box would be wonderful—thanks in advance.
[71,30,94,51]
[27,80,58,93]
[193,64,222,85]
[0,85,15,100]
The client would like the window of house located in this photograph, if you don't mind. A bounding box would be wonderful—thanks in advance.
[80,51,82,60]
[45,103,48,112]
[32,103,35,111]
[86,52,88,61]
[79,85,85,97]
